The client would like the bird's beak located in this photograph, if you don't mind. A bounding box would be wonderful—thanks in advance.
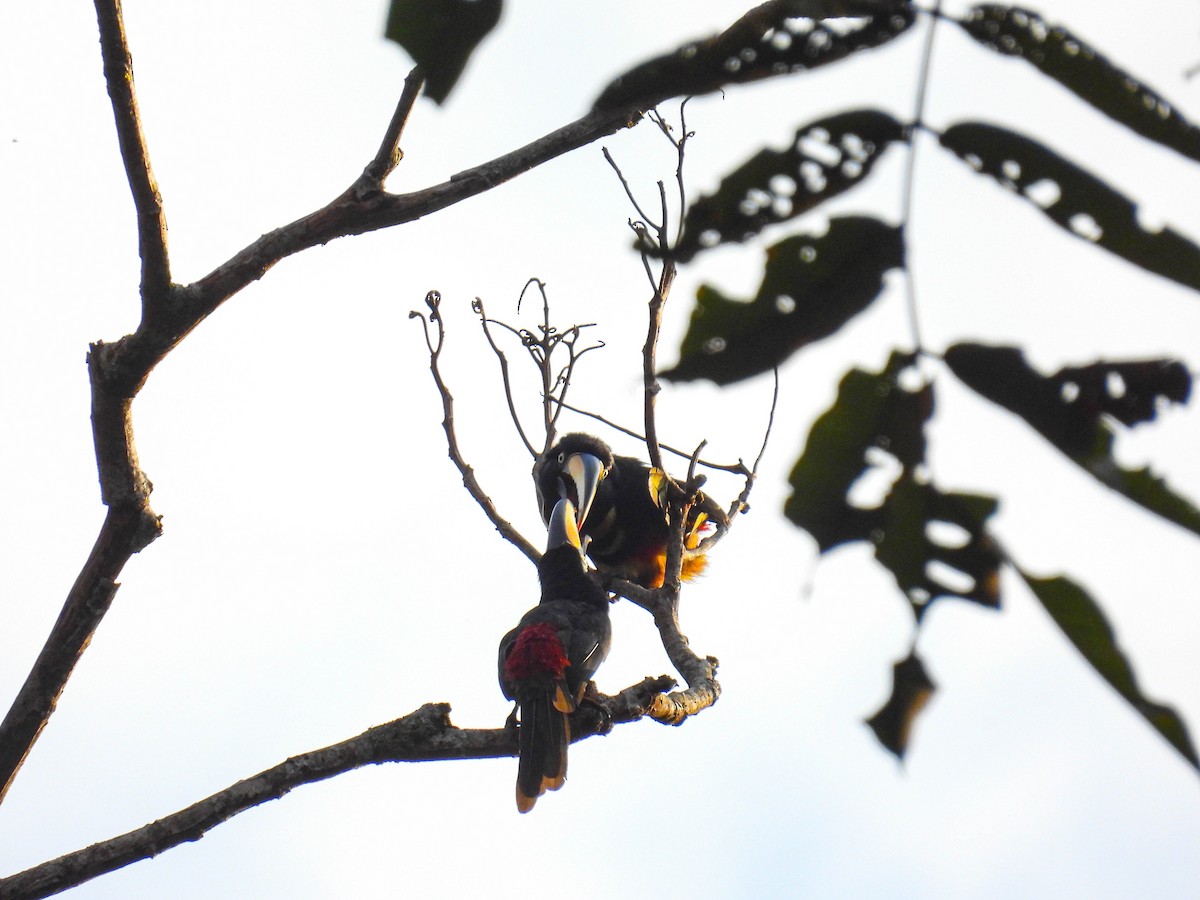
[564,452,604,528]
[547,497,583,552]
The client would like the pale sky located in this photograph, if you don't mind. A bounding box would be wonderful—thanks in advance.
[2,2,1199,897]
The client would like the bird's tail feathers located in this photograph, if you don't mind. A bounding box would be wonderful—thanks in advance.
[516,689,570,813]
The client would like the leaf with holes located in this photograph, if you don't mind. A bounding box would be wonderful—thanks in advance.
[660,217,904,385]
[385,0,502,104]
[784,351,1002,617]
[593,2,915,112]
[866,652,936,760]
[939,122,1200,294]
[1019,570,1199,771]
[960,5,1200,164]
[875,478,1001,617]
[673,110,906,262]
[944,343,1200,538]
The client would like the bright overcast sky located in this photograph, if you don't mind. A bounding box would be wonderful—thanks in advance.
[2,1,1200,897]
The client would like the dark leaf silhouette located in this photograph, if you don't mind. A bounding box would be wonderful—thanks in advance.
[1019,570,1199,770]
[874,478,1001,618]
[661,217,904,385]
[939,122,1200,294]
[674,109,906,261]
[959,5,1200,163]
[594,1,915,112]
[866,652,936,760]
[385,0,502,104]
[944,343,1200,537]
[784,352,1002,617]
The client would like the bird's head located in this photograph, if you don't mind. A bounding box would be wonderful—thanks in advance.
[535,433,613,530]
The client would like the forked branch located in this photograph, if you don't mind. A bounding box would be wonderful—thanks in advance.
[2,0,645,808]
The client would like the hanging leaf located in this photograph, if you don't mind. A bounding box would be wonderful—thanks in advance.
[874,478,1002,617]
[673,109,906,262]
[1019,570,1199,771]
[785,351,929,551]
[939,122,1200,295]
[784,352,1002,617]
[959,5,1200,163]
[866,652,936,760]
[944,343,1200,538]
[384,0,503,104]
[660,217,904,385]
[593,1,915,112]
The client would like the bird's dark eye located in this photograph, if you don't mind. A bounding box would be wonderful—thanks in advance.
[557,452,566,464]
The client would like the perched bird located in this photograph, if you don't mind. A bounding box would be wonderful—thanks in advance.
[533,432,729,589]
[498,498,612,813]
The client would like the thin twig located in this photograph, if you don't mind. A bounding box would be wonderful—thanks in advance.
[726,366,780,521]
[753,368,780,475]
[473,297,537,458]
[550,326,605,443]
[898,2,942,356]
[412,292,540,564]
[602,147,660,230]
[528,279,556,443]
[478,279,605,454]
[631,221,661,290]
[641,259,674,474]
[550,399,751,475]
[686,440,707,485]
[649,104,693,246]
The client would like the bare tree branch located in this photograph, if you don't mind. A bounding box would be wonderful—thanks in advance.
[602,146,661,232]
[0,504,154,807]
[473,296,538,458]
[648,104,693,247]
[94,0,170,308]
[594,115,724,726]
[639,259,674,475]
[646,607,721,725]
[608,508,722,728]
[523,279,558,446]
[0,0,647,804]
[352,66,427,198]
[184,105,639,345]
[898,0,940,358]
[549,399,752,475]
[474,283,605,456]
[0,676,676,900]
[725,367,780,523]
[0,0,172,805]
[412,292,540,563]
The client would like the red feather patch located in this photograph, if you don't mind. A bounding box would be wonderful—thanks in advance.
[505,622,570,681]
